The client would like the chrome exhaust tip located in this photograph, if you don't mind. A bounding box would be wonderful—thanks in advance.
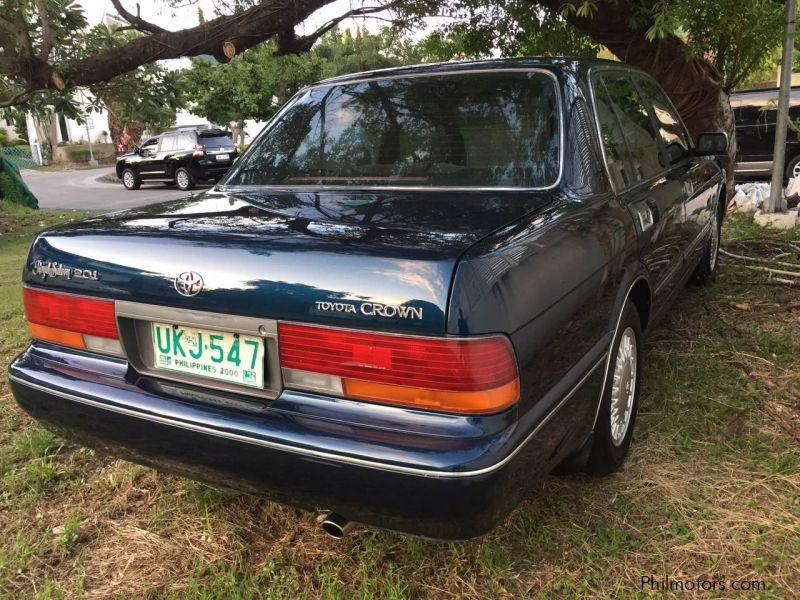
[320,512,354,539]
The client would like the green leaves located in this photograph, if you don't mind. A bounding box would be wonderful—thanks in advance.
[182,27,437,130]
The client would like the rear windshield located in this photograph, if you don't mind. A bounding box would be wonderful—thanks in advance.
[225,71,560,188]
[199,135,234,148]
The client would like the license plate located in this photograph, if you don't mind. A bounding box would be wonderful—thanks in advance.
[215,153,230,161]
[151,322,264,388]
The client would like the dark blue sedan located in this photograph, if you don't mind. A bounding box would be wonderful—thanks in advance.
[8,58,728,539]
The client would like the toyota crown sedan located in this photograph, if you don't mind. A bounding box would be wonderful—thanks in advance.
[9,58,728,540]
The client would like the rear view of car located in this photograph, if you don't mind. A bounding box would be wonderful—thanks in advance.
[192,130,237,187]
[9,58,726,540]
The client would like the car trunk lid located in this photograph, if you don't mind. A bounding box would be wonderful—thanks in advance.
[24,189,555,334]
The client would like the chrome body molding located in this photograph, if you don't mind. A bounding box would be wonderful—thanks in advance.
[591,275,649,429]
[733,160,773,174]
[9,354,606,479]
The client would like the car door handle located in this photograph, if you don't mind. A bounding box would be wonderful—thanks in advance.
[634,200,659,233]
[646,199,660,222]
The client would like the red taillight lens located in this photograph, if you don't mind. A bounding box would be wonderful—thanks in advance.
[23,288,118,342]
[278,323,519,413]
[193,143,204,157]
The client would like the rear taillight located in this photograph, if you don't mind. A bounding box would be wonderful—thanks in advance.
[278,323,519,414]
[192,143,204,157]
[23,288,121,354]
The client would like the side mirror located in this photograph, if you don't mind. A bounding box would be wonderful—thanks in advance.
[696,132,728,156]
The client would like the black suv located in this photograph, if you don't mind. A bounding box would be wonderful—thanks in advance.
[732,86,800,180]
[116,128,238,191]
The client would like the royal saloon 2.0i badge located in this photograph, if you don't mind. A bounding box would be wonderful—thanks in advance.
[9,58,728,539]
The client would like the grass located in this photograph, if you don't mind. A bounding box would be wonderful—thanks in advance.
[0,206,798,598]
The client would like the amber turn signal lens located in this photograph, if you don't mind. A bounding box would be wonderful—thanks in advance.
[27,323,86,349]
[342,378,520,414]
[23,288,122,354]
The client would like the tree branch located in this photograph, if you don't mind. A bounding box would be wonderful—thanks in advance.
[110,0,167,35]
[0,11,32,55]
[0,86,37,109]
[0,0,337,93]
[277,3,396,54]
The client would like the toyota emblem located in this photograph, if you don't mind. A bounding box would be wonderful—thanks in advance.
[174,271,204,297]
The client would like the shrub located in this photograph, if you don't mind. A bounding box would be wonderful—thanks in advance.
[0,158,38,208]
[68,148,107,162]
[0,172,25,205]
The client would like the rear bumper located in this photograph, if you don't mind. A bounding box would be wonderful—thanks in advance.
[8,343,564,539]
[191,162,231,180]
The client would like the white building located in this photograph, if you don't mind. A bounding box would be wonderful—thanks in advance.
[0,115,20,140]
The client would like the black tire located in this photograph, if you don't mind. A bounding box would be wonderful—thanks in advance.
[585,301,643,475]
[121,168,141,191]
[785,154,800,181]
[175,167,195,191]
[692,204,721,283]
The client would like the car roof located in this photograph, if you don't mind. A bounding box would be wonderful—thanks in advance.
[159,128,230,137]
[314,56,636,87]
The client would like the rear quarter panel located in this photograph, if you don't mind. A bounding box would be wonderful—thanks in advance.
[448,192,640,454]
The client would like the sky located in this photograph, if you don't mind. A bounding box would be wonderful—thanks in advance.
[79,0,404,39]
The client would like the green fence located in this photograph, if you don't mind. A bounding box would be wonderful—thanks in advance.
[0,145,38,170]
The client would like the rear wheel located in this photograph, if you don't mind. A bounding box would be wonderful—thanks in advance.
[175,167,195,191]
[585,302,643,475]
[121,168,141,191]
[693,205,721,283]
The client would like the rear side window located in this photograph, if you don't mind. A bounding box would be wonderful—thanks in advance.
[598,73,663,183]
[159,135,177,152]
[634,75,690,164]
[177,133,195,150]
[199,135,234,149]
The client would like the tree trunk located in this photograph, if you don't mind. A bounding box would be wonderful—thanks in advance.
[33,117,52,165]
[49,112,68,164]
[541,0,737,198]
[230,120,246,147]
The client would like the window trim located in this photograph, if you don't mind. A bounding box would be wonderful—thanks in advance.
[629,73,692,168]
[221,68,565,192]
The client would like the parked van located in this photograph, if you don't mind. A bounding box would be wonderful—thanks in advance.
[731,86,800,180]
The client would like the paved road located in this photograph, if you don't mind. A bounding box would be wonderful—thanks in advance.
[21,166,211,212]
